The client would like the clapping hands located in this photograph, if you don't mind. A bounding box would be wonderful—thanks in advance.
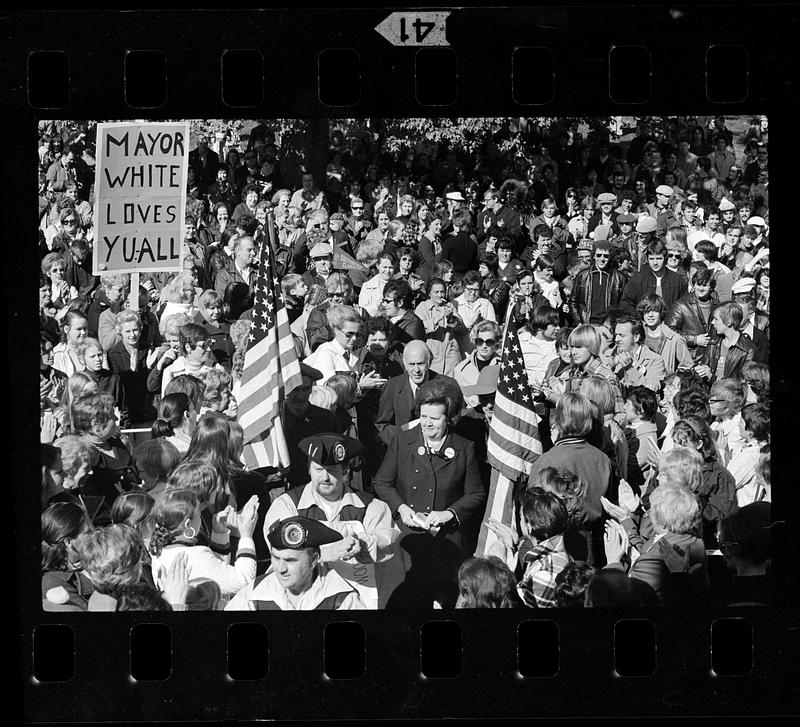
[158,550,189,606]
[603,519,630,565]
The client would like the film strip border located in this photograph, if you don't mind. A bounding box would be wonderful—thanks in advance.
[6,5,800,721]
[7,7,797,115]
[26,609,798,720]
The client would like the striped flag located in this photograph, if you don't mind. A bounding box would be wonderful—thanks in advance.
[476,316,542,556]
[239,217,303,470]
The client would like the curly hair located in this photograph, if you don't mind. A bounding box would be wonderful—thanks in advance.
[456,556,524,609]
[554,561,596,608]
[649,483,700,535]
[74,524,144,596]
[148,489,200,557]
[116,583,172,611]
[531,467,587,528]
[657,447,704,493]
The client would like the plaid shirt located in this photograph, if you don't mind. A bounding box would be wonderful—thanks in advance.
[566,358,627,428]
[517,534,572,608]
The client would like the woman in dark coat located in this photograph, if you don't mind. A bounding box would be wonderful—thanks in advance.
[373,378,487,608]
[106,310,155,427]
[197,290,235,371]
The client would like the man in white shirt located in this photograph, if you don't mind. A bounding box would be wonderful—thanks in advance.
[303,304,362,384]
[225,516,366,611]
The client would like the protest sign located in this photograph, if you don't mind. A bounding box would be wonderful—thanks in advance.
[92,121,189,275]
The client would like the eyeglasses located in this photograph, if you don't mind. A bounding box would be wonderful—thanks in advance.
[330,290,344,297]
[382,297,397,305]
[667,252,682,259]
[465,286,481,293]
[63,219,78,225]
[475,337,497,347]
[594,253,610,259]
[337,329,359,339]
[352,206,364,210]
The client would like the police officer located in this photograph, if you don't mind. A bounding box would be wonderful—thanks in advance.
[225,516,367,610]
[264,434,401,609]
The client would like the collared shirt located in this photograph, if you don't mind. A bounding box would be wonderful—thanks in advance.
[303,337,358,384]
[453,293,496,328]
[224,564,366,611]
[517,533,572,608]
[235,263,252,286]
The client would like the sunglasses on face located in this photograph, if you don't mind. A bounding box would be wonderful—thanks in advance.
[594,253,610,259]
[338,329,359,339]
[475,337,497,347]
[352,206,364,210]
[382,297,397,305]
[667,252,682,258]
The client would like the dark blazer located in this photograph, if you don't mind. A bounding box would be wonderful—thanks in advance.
[391,309,427,347]
[747,325,769,365]
[440,232,478,274]
[373,427,487,543]
[106,342,154,425]
[620,267,688,315]
[375,371,459,446]
[201,319,235,371]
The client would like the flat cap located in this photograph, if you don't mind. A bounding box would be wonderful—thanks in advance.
[656,184,674,196]
[617,213,637,224]
[597,192,616,204]
[731,277,757,295]
[635,216,658,234]
[309,242,333,258]
[746,216,766,227]
[267,516,343,550]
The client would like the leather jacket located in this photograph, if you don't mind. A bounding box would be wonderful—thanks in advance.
[664,292,719,352]
[568,266,626,325]
[702,333,755,380]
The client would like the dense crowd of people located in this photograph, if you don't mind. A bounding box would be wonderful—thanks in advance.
[39,115,772,611]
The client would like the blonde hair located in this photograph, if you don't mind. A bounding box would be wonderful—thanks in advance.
[649,483,700,535]
[308,385,337,411]
[115,310,140,331]
[159,312,189,337]
[553,392,594,439]
[568,324,601,358]
[100,272,130,291]
[326,303,362,330]
[53,434,92,479]
[578,377,616,417]
[163,272,196,304]
[657,447,704,493]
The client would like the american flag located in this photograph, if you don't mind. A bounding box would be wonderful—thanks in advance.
[239,216,302,469]
[476,316,542,556]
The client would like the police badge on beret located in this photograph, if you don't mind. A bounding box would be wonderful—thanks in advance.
[282,521,307,548]
[333,442,347,463]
